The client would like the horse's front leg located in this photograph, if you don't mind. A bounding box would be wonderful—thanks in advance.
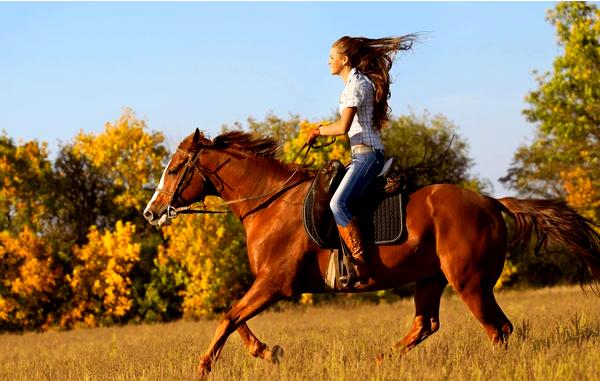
[237,323,284,363]
[198,278,280,378]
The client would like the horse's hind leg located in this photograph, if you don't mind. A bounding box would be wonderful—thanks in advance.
[237,323,283,363]
[456,282,513,345]
[377,272,447,362]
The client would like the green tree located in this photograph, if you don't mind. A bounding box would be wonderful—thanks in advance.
[227,111,487,193]
[501,2,600,222]
[224,112,350,166]
[382,112,491,193]
[237,112,303,146]
[47,145,118,246]
[500,2,600,287]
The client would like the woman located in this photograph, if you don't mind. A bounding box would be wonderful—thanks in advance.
[307,35,417,285]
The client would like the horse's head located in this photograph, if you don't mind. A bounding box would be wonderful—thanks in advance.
[143,128,217,227]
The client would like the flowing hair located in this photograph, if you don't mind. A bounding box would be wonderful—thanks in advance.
[333,34,421,131]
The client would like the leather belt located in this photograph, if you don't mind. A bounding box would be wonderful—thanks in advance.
[351,145,375,155]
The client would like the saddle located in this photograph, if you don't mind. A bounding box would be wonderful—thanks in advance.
[303,159,407,290]
[303,158,406,248]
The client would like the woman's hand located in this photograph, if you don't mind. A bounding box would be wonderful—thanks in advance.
[312,107,356,140]
[307,127,321,146]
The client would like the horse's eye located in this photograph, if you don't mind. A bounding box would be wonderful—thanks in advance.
[167,161,185,175]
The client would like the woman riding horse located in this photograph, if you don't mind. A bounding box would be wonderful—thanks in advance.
[307,35,418,285]
[142,36,600,379]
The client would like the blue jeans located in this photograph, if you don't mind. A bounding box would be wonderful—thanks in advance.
[330,149,384,227]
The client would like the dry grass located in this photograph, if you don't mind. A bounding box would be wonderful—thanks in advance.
[1,286,600,381]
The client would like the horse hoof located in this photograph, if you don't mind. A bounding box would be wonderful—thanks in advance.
[268,345,284,364]
[197,363,211,380]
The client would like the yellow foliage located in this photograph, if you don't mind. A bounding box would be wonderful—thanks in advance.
[155,200,249,319]
[494,259,518,290]
[60,221,140,328]
[560,166,599,222]
[0,137,51,231]
[299,293,314,305]
[0,227,59,330]
[72,108,167,211]
[281,120,350,167]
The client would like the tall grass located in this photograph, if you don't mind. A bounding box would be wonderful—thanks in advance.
[1,286,599,381]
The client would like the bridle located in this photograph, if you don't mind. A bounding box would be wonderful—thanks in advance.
[155,139,333,219]
[154,147,216,218]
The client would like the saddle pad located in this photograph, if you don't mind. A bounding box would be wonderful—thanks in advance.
[303,185,405,248]
[356,193,404,245]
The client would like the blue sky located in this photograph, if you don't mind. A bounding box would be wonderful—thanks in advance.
[0,2,560,196]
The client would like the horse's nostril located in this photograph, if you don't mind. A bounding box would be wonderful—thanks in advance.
[143,209,154,221]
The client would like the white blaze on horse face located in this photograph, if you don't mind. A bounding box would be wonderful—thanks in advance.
[144,159,171,218]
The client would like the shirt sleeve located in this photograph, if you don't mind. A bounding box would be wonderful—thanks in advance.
[340,77,364,108]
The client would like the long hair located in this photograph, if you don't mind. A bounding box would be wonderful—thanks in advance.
[333,34,421,131]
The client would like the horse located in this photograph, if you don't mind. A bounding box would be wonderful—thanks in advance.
[143,128,600,378]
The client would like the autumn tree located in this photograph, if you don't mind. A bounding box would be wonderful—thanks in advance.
[143,204,251,320]
[0,134,53,233]
[502,2,600,223]
[60,221,141,328]
[0,135,65,331]
[70,109,170,312]
[73,107,168,213]
[0,228,60,331]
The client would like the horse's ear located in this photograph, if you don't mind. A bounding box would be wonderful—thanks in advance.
[193,128,202,145]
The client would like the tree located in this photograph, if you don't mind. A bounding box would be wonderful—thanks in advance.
[70,109,170,316]
[47,144,118,246]
[382,112,491,193]
[72,108,168,212]
[499,2,600,287]
[60,221,141,328]
[147,203,251,320]
[0,228,60,331]
[228,111,487,193]
[0,134,53,234]
[502,2,600,223]
[224,112,350,167]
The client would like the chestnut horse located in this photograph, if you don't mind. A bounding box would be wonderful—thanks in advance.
[143,129,600,378]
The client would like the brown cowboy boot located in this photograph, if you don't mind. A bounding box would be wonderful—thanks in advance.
[337,218,369,283]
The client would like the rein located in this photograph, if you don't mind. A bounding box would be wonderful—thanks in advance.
[164,137,335,217]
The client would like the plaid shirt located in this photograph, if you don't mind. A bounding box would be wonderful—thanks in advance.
[339,68,384,151]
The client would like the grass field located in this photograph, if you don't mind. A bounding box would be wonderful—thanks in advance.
[1,286,599,381]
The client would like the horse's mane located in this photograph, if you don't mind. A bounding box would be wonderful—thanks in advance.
[181,129,281,160]
[206,131,314,175]
[212,130,280,159]
[181,129,310,175]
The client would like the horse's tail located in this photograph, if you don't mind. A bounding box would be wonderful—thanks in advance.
[495,197,600,291]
